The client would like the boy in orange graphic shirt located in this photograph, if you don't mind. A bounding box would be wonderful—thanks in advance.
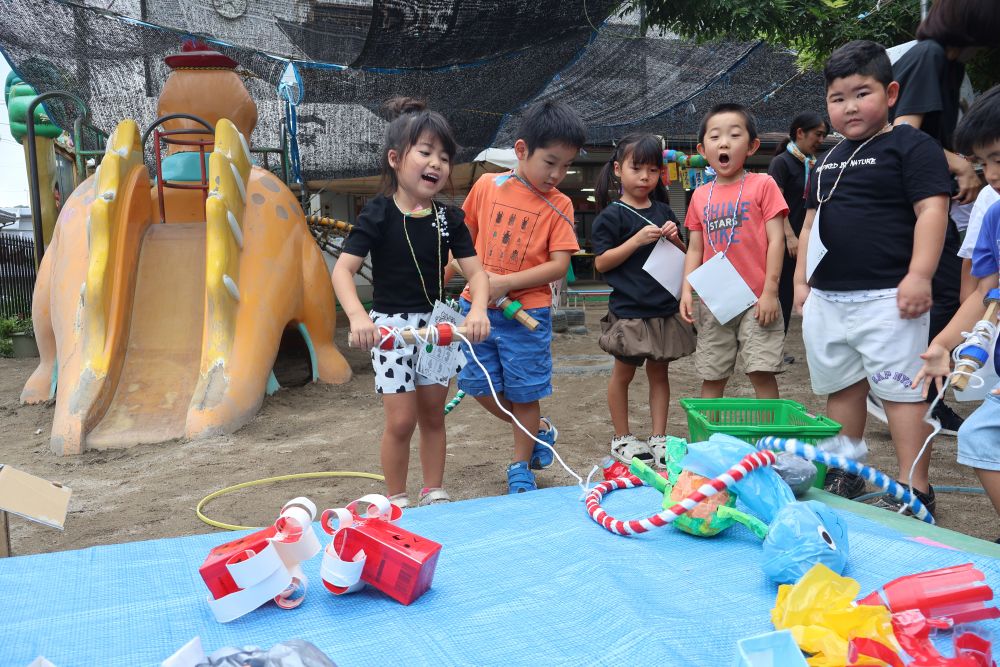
[457,100,586,494]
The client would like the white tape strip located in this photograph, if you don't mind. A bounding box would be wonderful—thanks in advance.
[320,542,367,594]
[206,542,294,623]
[317,493,399,595]
[206,496,321,623]
[274,565,308,610]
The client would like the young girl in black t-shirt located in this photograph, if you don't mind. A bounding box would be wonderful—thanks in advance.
[332,98,490,508]
[591,134,695,469]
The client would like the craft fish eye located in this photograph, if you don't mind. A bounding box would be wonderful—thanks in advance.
[817,525,836,550]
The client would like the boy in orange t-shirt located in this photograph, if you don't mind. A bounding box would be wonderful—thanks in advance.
[457,100,585,494]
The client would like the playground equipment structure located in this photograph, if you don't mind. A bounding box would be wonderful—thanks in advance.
[18,43,351,455]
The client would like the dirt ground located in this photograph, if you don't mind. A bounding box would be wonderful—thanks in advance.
[2,309,996,557]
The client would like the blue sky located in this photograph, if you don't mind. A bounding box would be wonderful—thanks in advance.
[0,56,32,207]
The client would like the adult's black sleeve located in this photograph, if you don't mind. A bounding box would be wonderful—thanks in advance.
[446,206,477,259]
[341,197,384,257]
[893,42,946,118]
[902,130,952,204]
[768,154,791,196]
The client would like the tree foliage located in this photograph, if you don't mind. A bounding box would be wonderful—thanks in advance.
[626,0,999,91]
[625,0,921,69]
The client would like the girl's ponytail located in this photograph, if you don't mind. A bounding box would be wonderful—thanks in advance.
[383,96,427,119]
[595,156,617,210]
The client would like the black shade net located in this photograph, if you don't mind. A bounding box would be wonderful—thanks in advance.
[0,0,825,183]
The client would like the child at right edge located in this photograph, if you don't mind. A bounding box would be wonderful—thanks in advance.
[456,100,586,494]
[913,85,1000,535]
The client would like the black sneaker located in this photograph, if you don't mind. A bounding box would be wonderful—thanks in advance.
[868,484,936,519]
[931,402,964,436]
[822,468,867,499]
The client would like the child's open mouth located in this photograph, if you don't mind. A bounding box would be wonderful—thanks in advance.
[718,153,731,167]
[421,173,440,184]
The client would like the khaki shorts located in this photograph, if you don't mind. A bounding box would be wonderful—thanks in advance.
[694,300,784,380]
[599,311,696,367]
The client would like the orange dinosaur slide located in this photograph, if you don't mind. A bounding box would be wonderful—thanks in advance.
[21,44,351,455]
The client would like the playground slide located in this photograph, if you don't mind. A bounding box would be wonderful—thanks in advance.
[86,224,206,449]
[23,118,351,454]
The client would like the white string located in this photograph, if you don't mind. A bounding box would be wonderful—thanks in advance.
[374,322,588,497]
[702,171,746,257]
[903,318,997,513]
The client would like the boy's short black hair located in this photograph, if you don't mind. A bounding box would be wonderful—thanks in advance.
[823,40,892,89]
[697,103,758,144]
[954,85,1000,156]
[517,100,586,154]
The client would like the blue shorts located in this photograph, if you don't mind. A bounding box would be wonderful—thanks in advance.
[957,392,1000,471]
[457,298,552,404]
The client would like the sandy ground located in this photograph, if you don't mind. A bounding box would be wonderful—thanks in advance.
[1,309,996,557]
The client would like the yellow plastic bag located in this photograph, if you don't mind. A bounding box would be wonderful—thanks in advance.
[771,563,899,666]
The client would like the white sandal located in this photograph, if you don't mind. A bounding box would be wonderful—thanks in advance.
[388,492,409,509]
[646,435,669,471]
[417,487,452,506]
[610,434,655,467]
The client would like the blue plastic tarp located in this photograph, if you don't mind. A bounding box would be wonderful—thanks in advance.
[1,486,998,666]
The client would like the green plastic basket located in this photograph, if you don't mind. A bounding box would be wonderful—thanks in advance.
[679,398,842,487]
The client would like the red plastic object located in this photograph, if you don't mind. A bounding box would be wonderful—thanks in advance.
[328,520,441,605]
[199,526,277,600]
[891,609,995,667]
[954,631,995,667]
[858,563,1000,625]
[436,324,453,347]
[601,456,630,481]
[847,637,904,667]
[378,323,452,350]
[377,327,395,350]
[164,39,239,69]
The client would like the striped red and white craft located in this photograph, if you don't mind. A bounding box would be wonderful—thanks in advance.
[585,450,777,536]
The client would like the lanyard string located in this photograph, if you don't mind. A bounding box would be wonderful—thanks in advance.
[612,200,659,228]
[395,197,443,310]
[508,171,576,230]
[612,200,673,247]
[702,171,746,257]
[815,124,891,206]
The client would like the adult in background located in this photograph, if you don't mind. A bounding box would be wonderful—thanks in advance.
[768,112,828,362]
[885,0,1000,435]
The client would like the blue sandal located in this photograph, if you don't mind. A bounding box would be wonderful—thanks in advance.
[506,461,537,494]
[530,417,558,470]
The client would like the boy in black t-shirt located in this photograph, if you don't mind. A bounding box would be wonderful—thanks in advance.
[793,41,952,516]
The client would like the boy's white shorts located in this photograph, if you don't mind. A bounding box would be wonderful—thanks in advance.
[802,290,929,402]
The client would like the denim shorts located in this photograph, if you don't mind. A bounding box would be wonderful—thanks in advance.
[456,298,552,404]
[957,391,1000,471]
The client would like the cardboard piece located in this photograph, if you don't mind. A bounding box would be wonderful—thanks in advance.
[0,465,71,557]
